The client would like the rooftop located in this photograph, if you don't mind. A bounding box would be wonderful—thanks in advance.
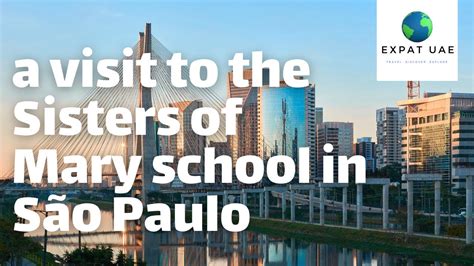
[397,92,474,107]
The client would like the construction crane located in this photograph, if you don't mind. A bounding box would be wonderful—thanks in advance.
[406,81,420,113]
[407,81,421,99]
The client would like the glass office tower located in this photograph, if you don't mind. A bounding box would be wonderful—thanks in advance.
[260,85,316,180]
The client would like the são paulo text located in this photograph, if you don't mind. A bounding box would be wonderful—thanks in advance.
[14,195,249,233]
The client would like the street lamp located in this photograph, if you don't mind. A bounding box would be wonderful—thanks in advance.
[33,209,48,266]
[34,207,83,266]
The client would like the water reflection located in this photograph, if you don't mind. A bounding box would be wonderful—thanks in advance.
[26,206,453,265]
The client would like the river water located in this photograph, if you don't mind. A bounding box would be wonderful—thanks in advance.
[26,204,464,265]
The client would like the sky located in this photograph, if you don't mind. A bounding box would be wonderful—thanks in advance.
[0,0,473,176]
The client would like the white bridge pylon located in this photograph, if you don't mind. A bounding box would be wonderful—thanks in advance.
[7,23,227,178]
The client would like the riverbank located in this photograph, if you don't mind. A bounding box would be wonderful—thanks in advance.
[68,198,113,209]
[65,198,473,263]
[248,217,474,264]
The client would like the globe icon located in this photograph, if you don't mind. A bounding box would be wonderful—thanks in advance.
[402,11,433,42]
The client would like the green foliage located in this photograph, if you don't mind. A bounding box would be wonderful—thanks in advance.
[394,208,438,233]
[115,251,131,266]
[413,216,434,234]
[61,246,114,265]
[114,250,142,266]
[115,250,146,266]
[370,163,402,181]
[0,217,42,264]
[57,247,146,265]
[249,218,474,264]
[394,207,407,229]
[147,191,180,204]
[446,224,465,238]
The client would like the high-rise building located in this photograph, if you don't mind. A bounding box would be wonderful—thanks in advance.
[317,125,339,179]
[208,141,231,183]
[259,83,316,180]
[226,69,256,99]
[316,122,354,178]
[323,122,353,156]
[227,69,268,165]
[451,110,474,194]
[315,107,323,126]
[315,107,324,178]
[354,137,376,173]
[227,69,316,180]
[208,141,231,157]
[397,92,474,194]
[376,107,406,169]
[164,100,206,172]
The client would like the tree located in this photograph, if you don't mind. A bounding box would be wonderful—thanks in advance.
[0,217,42,265]
[371,163,402,182]
[62,246,114,265]
[59,247,146,266]
[115,250,135,266]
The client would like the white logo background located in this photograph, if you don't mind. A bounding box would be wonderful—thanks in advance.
[377,0,458,81]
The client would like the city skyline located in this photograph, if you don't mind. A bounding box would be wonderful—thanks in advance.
[0,0,473,175]
[1,2,473,263]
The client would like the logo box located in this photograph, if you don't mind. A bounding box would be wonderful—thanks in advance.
[377,0,458,81]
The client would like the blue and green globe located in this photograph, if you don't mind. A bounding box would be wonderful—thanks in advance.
[402,11,433,42]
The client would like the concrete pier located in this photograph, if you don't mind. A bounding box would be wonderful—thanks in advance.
[319,244,327,266]
[407,180,414,234]
[342,187,348,226]
[356,184,363,229]
[181,194,193,206]
[342,248,347,265]
[382,253,389,266]
[265,190,270,218]
[241,232,247,257]
[290,238,296,265]
[320,187,325,225]
[365,178,391,230]
[402,174,442,235]
[192,193,207,205]
[309,189,314,223]
[383,184,389,230]
[318,182,349,226]
[264,236,269,264]
[258,235,264,257]
[241,191,247,205]
[404,174,442,235]
[282,191,286,220]
[434,181,441,236]
[223,231,231,253]
[356,250,363,266]
[289,184,317,223]
[223,191,228,205]
[467,176,473,244]
[240,188,264,218]
[290,190,295,222]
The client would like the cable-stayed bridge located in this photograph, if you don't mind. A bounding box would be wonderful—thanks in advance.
[4,23,226,194]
